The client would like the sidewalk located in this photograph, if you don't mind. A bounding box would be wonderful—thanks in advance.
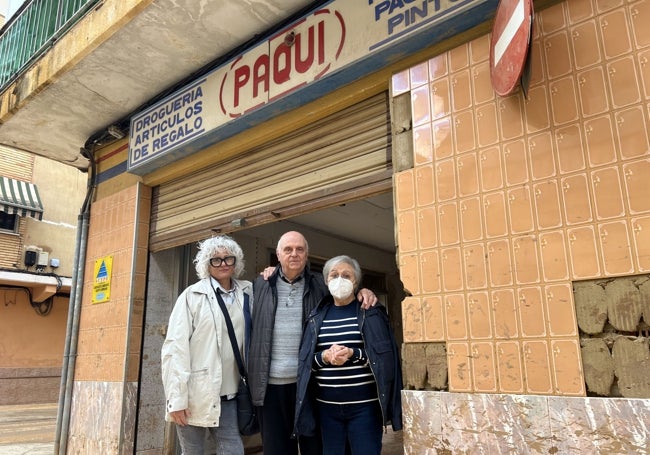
[0,402,57,455]
[0,402,403,454]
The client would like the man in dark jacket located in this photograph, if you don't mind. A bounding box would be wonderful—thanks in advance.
[248,231,376,455]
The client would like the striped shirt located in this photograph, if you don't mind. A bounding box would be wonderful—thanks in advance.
[313,302,378,405]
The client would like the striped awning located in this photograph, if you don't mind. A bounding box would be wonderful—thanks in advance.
[0,177,44,220]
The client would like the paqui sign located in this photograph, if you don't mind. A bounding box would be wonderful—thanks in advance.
[128,0,492,173]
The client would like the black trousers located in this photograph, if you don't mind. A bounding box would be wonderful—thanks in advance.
[259,383,322,455]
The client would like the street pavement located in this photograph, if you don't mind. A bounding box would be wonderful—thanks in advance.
[0,402,403,454]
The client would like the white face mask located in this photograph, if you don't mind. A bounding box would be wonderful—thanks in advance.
[328,277,354,300]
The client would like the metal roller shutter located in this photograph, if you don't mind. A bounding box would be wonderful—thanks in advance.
[149,92,392,252]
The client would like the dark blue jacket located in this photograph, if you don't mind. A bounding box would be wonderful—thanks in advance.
[293,296,403,437]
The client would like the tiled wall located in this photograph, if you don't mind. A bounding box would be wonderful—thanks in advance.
[394,0,649,396]
[68,182,150,454]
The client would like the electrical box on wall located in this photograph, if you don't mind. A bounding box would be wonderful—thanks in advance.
[24,246,42,267]
[37,251,49,267]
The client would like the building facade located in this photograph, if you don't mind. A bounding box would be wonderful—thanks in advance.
[0,146,85,405]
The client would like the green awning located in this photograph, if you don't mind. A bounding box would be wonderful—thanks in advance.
[0,177,43,220]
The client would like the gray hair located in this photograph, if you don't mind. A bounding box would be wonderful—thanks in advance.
[194,235,245,279]
[322,255,362,288]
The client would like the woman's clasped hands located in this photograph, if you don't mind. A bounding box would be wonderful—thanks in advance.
[324,344,352,366]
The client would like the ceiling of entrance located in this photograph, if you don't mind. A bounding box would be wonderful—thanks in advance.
[243,192,396,253]
[0,0,318,169]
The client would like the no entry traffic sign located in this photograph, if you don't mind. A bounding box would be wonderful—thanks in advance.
[490,0,534,97]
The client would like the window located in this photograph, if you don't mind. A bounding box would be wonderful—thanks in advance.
[0,211,18,233]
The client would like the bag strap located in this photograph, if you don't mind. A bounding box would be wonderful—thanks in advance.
[212,286,250,381]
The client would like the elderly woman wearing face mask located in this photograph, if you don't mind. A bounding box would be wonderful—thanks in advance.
[292,255,403,455]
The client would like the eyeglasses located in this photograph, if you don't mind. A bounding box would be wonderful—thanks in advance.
[209,256,236,267]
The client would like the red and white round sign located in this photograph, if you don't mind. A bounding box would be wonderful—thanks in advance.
[489,0,533,96]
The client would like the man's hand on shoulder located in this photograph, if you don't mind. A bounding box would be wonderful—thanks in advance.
[260,266,275,281]
[357,288,377,309]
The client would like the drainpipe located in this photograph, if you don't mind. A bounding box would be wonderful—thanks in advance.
[54,145,96,455]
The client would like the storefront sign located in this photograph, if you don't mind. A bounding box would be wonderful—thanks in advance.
[129,0,495,173]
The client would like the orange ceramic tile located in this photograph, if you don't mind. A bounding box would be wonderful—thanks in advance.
[444,293,468,340]
[398,210,418,253]
[428,54,448,81]
[544,31,573,80]
[632,216,650,271]
[577,67,609,117]
[591,167,625,220]
[399,253,421,295]
[545,283,578,337]
[551,339,586,396]
[402,296,424,342]
[463,243,487,290]
[549,77,580,126]
[567,0,595,23]
[415,165,436,207]
[570,20,603,70]
[410,61,429,88]
[468,291,492,339]
[433,117,453,160]
[479,147,504,191]
[439,202,459,246]
[523,340,554,394]
[476,102,499,147]
[472,61,494,105]
[453,110,476,154]
[630,0,650,49]
[449,44,469,72]
[431,78,451,119]
[600,9,632,59]
[451,70,472,112]
[487,239,514,287]
[561,174,593,225]
[395,169,415,211]
[517,287,547,337]
[483,192,509,238]
[567,225,602,278]
[491,289,519,338]
[529,132,556,181]
[555,124,587,173]
[623,159,650,214]
[528,40,546,88]
[524,86,551,134]
[392,69,410,96]
[641,49,650,101]
[412,84,432,127]
[436,159,457,202]
[418,206,438,249]
[539,230,570,281]
[447,342,472,392]
[460,197,484,243]
[513,236,541,284]
[508,186,535,234]
[615,107,650,160]
[496,341,524,393]
[599,221,634,275]
[457,153,480,197]
[420,249,441,294]
[422,295,445,341]
[498,96,525,140]
[414,123,433,166]
[470,34,490,64]
[441,246,464,292]
[540,2,567,34]
[471,342,497,392]
[607,57,642,108]
[584,115,617,167]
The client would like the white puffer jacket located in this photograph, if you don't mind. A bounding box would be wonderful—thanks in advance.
[161,277,253,427]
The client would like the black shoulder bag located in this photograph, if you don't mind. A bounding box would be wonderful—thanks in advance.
[213,289,260,436]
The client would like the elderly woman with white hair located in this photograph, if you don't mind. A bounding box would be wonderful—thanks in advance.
[161,235,252,455]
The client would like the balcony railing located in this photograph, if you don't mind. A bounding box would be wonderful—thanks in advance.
[0,0,101,93]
